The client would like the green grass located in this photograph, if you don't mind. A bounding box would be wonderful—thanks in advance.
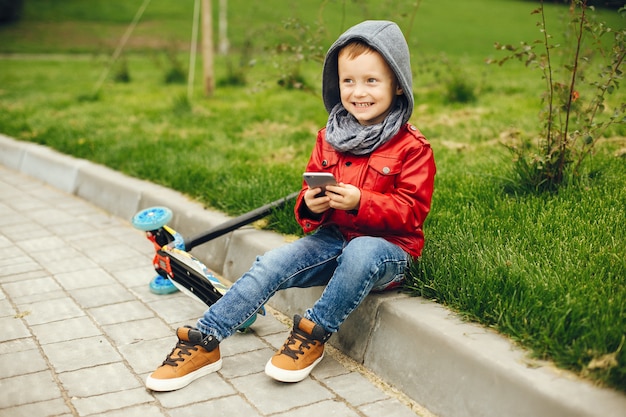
[1,0,625,391]
[409,143,626,387]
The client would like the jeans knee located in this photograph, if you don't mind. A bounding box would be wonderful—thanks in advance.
[339,237,408,283]
[342,237,406,263]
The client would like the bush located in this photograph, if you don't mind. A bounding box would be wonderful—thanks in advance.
[445,77,477,104]
[490,0,625,193]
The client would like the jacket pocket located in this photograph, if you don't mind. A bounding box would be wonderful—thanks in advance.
[366,155,402,192]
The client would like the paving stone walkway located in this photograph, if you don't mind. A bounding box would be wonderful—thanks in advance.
[0,166,431,416]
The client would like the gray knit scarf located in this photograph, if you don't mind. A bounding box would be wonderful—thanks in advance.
[325,99,409,155]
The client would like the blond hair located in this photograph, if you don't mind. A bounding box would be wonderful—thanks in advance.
[339,41,377,60]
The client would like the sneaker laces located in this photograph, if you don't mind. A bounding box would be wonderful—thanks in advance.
[280,328,318,360]
[162,339,198,367]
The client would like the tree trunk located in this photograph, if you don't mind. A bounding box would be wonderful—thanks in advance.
[218,0,229,55]
[202,0,214,96]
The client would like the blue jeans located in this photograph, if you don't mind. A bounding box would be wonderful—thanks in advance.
[196,226,410,340]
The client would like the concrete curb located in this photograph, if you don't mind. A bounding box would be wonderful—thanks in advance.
[2,133,625,417]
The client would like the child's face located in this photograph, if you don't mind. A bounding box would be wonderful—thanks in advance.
[338,49,403,126]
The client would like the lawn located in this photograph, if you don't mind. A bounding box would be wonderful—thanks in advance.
[1,0,625,391]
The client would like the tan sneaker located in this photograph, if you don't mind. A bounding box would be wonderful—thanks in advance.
[265,315,331,382]
[146,326,221,391]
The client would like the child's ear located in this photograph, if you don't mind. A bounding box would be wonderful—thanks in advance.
[396,87,404,96]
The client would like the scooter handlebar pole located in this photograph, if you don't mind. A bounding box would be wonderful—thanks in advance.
[183,191,300,251]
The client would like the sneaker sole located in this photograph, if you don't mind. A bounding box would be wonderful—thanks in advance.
[146,358,223,392]
[264,352,324,383]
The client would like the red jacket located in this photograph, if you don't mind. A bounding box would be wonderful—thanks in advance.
[295,123,436,258]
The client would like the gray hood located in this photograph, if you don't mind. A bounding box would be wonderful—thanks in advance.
[322,20,413,124]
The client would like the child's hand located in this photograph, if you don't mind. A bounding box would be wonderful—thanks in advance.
[303,183,361,213]
[303,187,332,214]
[325,183,361,211]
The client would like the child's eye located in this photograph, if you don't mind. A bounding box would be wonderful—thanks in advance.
[367,78,378,83]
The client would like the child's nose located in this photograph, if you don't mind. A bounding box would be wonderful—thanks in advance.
[353,83,367,97]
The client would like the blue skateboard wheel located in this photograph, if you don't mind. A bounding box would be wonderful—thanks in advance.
[238,314,257,331]
[237,306,266,331]
[132,206,173,231]
[149,275,180,294]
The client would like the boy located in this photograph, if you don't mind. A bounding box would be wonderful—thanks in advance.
[146,20,435,391]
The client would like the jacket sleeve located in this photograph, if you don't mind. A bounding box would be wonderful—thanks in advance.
[294,130,333,233]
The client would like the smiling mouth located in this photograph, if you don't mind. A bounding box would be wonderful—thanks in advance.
[354,102,373,108]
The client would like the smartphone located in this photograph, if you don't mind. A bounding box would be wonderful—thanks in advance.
[303,172,337,196]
